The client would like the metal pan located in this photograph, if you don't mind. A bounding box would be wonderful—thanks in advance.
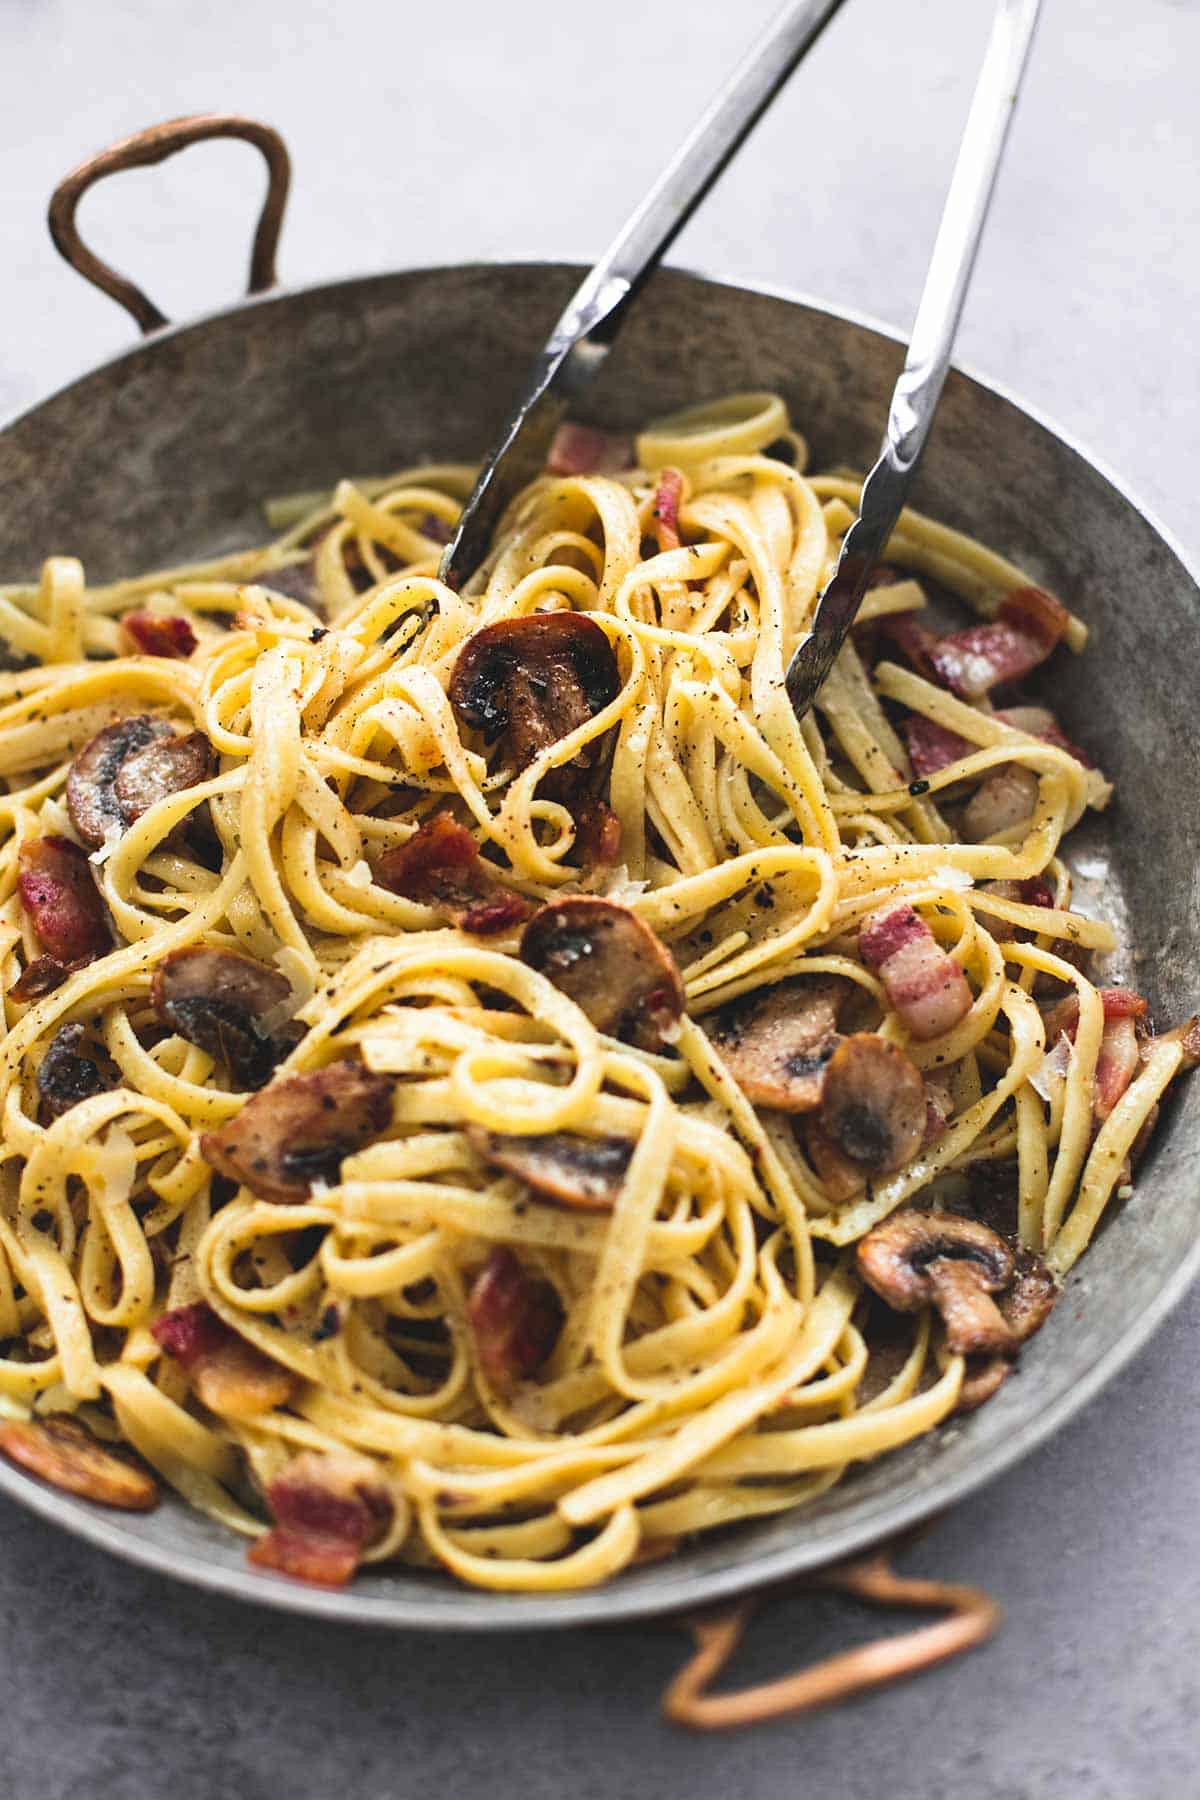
[2,118,1197,1632]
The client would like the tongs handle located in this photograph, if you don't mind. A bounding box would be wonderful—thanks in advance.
[785,0,1043,717]
[441,0,851,589]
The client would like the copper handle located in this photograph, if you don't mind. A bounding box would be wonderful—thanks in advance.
[47,114,291,335]
[663,1542,1000,1731]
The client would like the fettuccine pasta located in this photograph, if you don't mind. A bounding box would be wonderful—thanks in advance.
[0,392,1193,1593]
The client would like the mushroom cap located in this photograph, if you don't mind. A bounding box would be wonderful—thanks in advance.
[819,1033,926,1172]
[36,1022,118,1120]
[856,1209,1020,1356]
[200,1061,395,1201]
[520,896,684,1052]
[66,715,173,846]
[449,611,619,745]
[152,946,294,1089]
[469,1125,633,1212]
[112,729,215,828]
[0,1415,158,1511]
[707,977,843,1112]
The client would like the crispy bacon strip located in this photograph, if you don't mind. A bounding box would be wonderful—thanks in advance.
[903,715,972,777]
[651,468,684,552]
[152,1302,297,1418]
[376,813,533,934]
[928,587,1070,698]
[1042,987,1150,1122]
[17,836,110,964]
[859,903,973,1042]
[467,1247,563,1391]
[546,423,631,477]
[120,611,198,658]
[994,705,1092,767]
[879,613,944,681]
[249,1450,394,1588]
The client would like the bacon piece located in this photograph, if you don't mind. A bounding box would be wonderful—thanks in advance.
[570,796,621,873]
[650,468,684,552]
[0,1415,158,1510]
[152,1302,297,1418]
[1041,987,1150,1123]
[994,705,1092,767]
[467,1247,563,1391]
[120,611,198,658]
[979,876,1057,943]
[903,715,972,777]
[249,1449,394,1588]
[859,903,973,1042]
[17,836,110,964]
[928,587,1070,699]
[546,423,632,477]
[376,813,534,935]
[878,614,943,682]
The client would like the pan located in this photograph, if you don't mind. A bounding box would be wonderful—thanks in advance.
[1,116,1197,1633]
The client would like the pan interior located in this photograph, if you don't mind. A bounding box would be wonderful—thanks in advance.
[0,263,1196,1629]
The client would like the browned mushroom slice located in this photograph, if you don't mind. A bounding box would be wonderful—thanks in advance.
[449,612,620,797]
[955,1247,1059,1414]
[66,715,173,846]
[152,946,294,1089]
[707,977,843,1111]
[113,730,215,829]
[468,1125,633,1212]
[0,1415,158,1511]
[856,1210,1020,1356]
[819,1034,926,1173]
[520,896,684,1051]
[199,1062,395,1201]
[36,1022,119,1120]
[804,1119,867,1200]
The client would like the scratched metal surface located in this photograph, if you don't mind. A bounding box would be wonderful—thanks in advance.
[1,0,1198,1794]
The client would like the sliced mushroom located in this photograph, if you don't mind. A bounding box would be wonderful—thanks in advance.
[520,896,684,1051]
[152,1301,296,1418]
[955,1246,1059,1414]
[199,1062,395,1201]
[376,813,534,935]
[707,977,843,1112]
[960,764,1040,842]
[466,1246,564,1392]
[819,1034,926,1173]
[66,715,173,846]
[856,1210,1020,1356]
[67,715,215,847]
[449,612,620,798]
[152,946,294,1089]
[803,1119,867,1200]
[249,1448,395,1588]
[0,1414,158,1511]
[469,1125,633,1212]
[17,837,110,964]
[36,1022,119,1120]
[113,730,215,830]
[120,610,197,658]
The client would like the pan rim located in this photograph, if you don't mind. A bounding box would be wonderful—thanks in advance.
[1,257,1197,1631]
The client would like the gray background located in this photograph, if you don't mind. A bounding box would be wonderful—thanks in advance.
[2,1,1198,1795]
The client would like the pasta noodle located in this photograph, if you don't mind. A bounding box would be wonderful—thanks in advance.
[0,391,1192,1595]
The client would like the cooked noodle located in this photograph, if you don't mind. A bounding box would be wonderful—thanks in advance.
[0,392,1189,1593]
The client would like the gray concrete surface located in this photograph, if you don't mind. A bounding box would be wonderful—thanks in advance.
[2,1,1198,1795]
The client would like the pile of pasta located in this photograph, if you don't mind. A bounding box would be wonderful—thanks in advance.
[0,391,1193,1593]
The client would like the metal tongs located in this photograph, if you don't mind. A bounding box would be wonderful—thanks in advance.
[441,0,1042,723]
